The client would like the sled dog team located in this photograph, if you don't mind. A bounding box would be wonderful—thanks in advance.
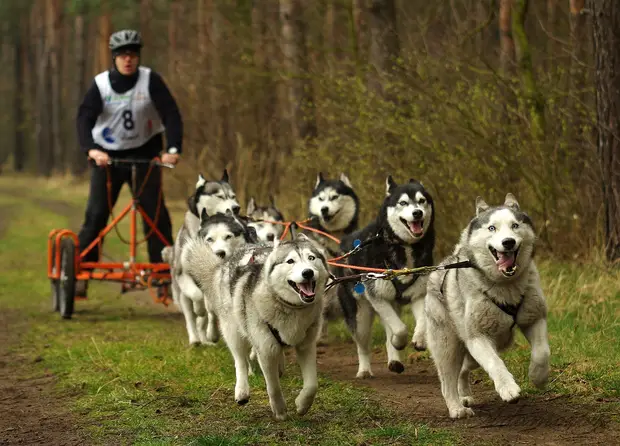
[161,170,550,421]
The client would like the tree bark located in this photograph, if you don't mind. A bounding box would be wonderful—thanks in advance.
[98,5,111,73]
[589,0,620,261]
[49,0,63,171]
[280,0,317,141]
[13,15,26,172]
[368,0,399,96]
[72,9,88,175]
[35,0,53,176]
[512,0,545,140]
[499,0,515,76]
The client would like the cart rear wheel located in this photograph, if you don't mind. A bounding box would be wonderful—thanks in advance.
[59,238,76,319]
[50,242,59,312]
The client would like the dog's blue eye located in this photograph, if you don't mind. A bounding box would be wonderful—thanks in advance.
[488,225,496,232]
[206,238,214,243]
[308,255,315,261]
[287,259,295,264]
[225,235,232,240]
[512,223,519,230]
[419,199,426,204]
[399,201,408,206]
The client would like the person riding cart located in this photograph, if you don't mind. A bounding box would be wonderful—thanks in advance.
[75,29,183,299]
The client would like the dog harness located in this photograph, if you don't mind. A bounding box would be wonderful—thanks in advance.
[266,323,289,347]
[438,264,524,328]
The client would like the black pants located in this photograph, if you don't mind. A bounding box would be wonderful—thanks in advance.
[77,162,173,264]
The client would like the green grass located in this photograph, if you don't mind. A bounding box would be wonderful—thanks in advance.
[0,175,458,445]
[1,174,618,444]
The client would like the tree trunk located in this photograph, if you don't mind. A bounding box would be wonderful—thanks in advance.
[590,0,620,261]
[13,18,26,172]
[569,1,587,86]
[512,0,545,140]
[499,0,515,76]
[368,0,399,96]
[98,6,111,73]
[72,10,88,175]
[351,0,365,65]
[35,0,53,176]
[168,0,181,79]
[140,0,152,49]
[546,0,558,72]
[49,0,63,172]
[280,0,317,141]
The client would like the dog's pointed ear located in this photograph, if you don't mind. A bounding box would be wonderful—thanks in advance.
[475,197,489,216]
[221,169,230,183]
[386,175,397,196]
[296,233,310,242]
[246,197,256,215]
[315,172,325,188]
[200,208,209,222]
[339,173,353,188]
[196,173,206,189]
[187,195,198,216]
[504,193,520,210]
[408,178,417,184]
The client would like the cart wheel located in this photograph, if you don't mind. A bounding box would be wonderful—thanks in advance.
[59,237,76,319]
[50,241,59,312]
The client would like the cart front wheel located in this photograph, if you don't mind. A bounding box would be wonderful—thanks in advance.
[59,238,76,319]
[50,241,59,312]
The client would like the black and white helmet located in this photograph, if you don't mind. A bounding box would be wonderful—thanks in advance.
[109,29,143,51]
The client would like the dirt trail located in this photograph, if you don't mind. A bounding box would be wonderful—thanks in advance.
[317,342,619,445]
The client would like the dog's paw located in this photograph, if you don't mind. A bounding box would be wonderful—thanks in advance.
[295,393,316,416]
[200,340,217,346]
[449,406,475,419]
[235,387,250,405]
[497,381,521,403]
[529,362,549,389]
[236,396,249,406]
[273,411,289,421]
[391,332,408,351]
[356,370,374,379]
[410,337,426,351]
[388,360,405,374]
[460,396,475,407]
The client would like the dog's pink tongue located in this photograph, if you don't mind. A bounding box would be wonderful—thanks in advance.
[409,221,423,235]
[298,282,315,297]
[496,252,516,269]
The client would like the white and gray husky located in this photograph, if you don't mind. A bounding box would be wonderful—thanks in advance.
[425,194,550,419]
[183,234,330,420]
[245,196,285,242]
[163,208,255,346]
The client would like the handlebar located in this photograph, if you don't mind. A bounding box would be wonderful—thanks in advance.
[106,158,175,169]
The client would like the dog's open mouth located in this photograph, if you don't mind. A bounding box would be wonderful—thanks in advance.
[400,218,424,237]
[322,208,340,223]
[489,247,519,277]
[288,280,317,303]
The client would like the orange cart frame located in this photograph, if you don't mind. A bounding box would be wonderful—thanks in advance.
[47,158,174,319]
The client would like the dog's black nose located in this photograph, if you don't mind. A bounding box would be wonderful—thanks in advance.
[215,250,226,259]
[302,269,314,280]
[502,238,516,250]
[232,205,241,215]
[320,207,329,216]
[412,209,423,220]
[266,234,275,242]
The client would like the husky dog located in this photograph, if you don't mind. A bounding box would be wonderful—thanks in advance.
[168,209,255,346]
[306,172,359,255]
[305,173,360,338]
[246,196,285,242]
[188,170,241,218]
[183,234,330,420]
[338,176,435,378]
[425,194,550,419]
